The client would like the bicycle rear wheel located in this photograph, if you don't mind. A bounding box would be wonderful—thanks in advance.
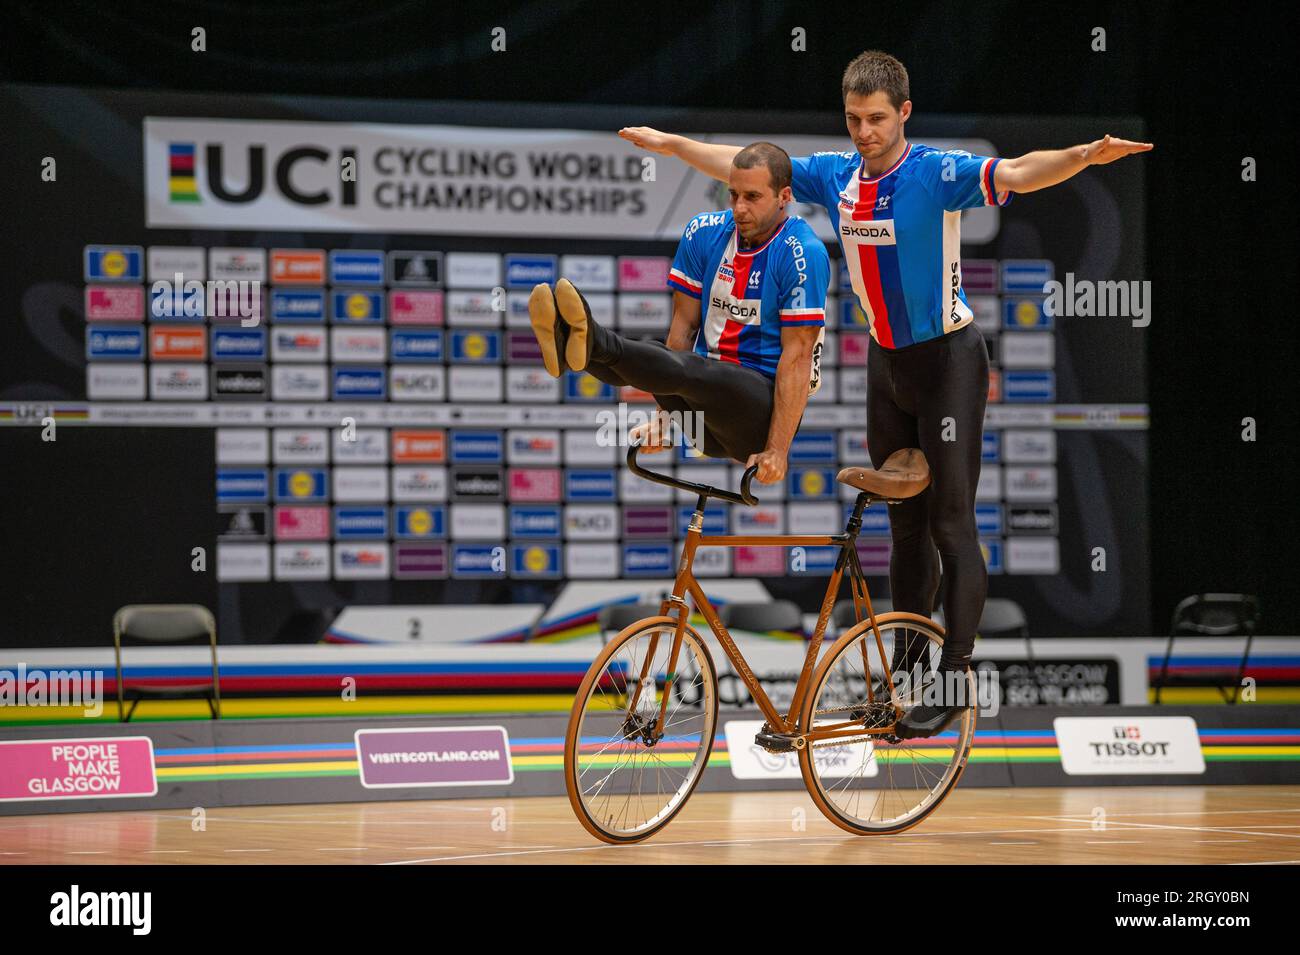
[798,613,977,835]
[564,616,718,844]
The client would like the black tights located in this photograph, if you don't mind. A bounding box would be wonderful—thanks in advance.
[867,323,990,674]
[584,326,774,462]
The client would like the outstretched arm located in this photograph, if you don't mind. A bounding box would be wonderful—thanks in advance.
[995,134,1153,194]
[619,126,740,184]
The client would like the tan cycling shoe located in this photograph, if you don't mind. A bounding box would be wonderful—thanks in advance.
[527,282,570,377]
[554,277,596,373]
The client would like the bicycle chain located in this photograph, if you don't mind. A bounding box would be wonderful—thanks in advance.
[805,701,901,749]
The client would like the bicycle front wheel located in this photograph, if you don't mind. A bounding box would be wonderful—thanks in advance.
[798,612,977,835]
[563,616,718,844]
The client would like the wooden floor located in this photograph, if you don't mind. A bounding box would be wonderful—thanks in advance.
[3,786,1299,864]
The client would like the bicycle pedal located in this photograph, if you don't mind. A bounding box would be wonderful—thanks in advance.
[753,728,805,753]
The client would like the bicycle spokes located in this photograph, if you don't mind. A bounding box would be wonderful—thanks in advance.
[568,623,718,840]
[802,618,976,833]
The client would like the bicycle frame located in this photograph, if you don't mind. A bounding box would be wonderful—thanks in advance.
[621,445,908,746]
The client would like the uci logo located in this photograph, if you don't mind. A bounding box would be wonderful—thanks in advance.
[187,142,359,206]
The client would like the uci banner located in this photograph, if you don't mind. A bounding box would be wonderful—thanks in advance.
[143,118,1001,242]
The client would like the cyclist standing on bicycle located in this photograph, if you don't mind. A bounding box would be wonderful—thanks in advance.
[528,141,830,486]
[620,50,1151,738]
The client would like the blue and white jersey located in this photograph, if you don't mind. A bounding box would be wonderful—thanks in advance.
[666,209,830,395]
[791,142,1012,349]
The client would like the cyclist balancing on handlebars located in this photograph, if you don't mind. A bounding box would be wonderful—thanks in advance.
[528,141,828,489]
[620,52,1151,739]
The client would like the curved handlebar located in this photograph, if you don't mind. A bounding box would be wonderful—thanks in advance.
[626,443,759,506]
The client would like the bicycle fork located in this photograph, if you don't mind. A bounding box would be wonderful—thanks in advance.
[619,500,703,744]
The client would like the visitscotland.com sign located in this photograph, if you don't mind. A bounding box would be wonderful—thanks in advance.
[354,726,514,788]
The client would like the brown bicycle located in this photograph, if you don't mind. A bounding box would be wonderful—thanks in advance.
[563,444,978,844]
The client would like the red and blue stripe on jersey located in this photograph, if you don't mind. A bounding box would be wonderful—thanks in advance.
[668,209,829,386]
[792,142,1012,350]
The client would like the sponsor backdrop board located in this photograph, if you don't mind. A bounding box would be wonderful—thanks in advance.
[1,705,1294,816]
[0,86,1148,646]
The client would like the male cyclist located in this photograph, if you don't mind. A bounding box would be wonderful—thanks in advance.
[620,50,1151,736]
[529,141,830,486]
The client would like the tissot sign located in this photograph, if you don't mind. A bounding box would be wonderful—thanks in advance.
[144,118,1001,241]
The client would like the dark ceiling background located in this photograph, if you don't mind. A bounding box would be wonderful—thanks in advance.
[4,0,1298,632]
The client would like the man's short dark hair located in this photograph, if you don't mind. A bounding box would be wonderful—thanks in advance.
[732,141,792,193]
[841,50,909,109]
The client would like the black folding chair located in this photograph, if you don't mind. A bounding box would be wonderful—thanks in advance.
[719,600,804,637]
[1153,594,1258,705]
[113,604,221,722]
[833,597,893,632]
[596,603,662,645]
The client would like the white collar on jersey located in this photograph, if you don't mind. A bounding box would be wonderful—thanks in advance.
[734,216,791,256]
[859,142,913,183]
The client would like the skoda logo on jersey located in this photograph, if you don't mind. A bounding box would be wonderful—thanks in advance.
[841,221,895,243]
[710,297,759,321]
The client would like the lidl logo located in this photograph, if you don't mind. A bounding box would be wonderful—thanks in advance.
[395,505,446,538]
[567,374,613,401]
[793,468,830,498]
[84,246,143,282]
[103,251,127,276]
[522,546,553,573]
[1004,297,1051,330]
[450,330,501,363]
[275,468,327,502]
[333,290,382,322]
[407,508,433,535]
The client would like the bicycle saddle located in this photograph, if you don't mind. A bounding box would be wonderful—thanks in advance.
[836,448,931,499]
